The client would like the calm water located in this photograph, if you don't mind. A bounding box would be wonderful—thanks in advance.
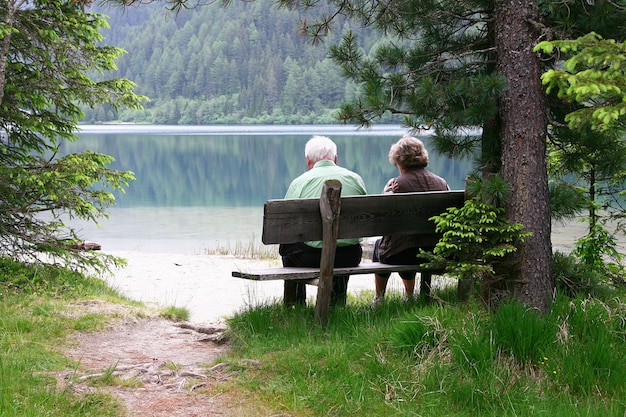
[64,125,475,254]
[56,125,623,322]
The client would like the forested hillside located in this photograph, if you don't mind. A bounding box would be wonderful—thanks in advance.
[86,2,395,125]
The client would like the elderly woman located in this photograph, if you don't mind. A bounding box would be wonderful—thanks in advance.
[372,135,449,306]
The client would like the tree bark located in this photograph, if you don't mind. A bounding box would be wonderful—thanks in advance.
[0,1,20,106]
[495,0,553,312]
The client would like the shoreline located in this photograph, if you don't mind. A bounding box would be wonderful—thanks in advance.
[102,251,285,324]
[101,250,412,324]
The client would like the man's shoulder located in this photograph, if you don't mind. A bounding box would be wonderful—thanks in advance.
[314,163,364,182]
[336,165,364,178]
[336,167,367,195]
[285,170,315,198]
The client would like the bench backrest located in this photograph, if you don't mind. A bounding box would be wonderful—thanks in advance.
[262,190,466,246]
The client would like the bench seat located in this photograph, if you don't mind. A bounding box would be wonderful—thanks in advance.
[232,262,443,282]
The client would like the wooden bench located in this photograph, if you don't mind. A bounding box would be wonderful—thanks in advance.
[232,180,466,324]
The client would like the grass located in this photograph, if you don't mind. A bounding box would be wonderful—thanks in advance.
[220,286,626,416]
[0,258,130,416]
[2,254,626,416]
[159,305,190,321]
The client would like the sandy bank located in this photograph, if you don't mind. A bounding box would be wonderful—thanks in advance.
[102,251,385,324]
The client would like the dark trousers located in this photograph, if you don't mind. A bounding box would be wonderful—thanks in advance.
[280,242,362,306]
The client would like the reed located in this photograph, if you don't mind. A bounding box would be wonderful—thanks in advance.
[203,238,279,259]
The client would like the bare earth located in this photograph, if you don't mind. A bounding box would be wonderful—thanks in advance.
[59,254,297,416]
[61,300,274,416]
[61,252,379,416]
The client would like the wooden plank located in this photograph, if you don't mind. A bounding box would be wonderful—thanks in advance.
[232,263,445,281]
[316,180,342,325]
[261,198,320,244]
[339,190,465,238]
[261,190,465,244]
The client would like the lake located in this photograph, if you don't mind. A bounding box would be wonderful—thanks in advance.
[64,124,475,254]
[58,125,617,322]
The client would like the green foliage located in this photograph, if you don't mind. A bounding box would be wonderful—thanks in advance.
[548,182,588,222]
[1,1,145,271]
[552,251,606,297]
[574,223,626,285]
[491,300,557,363]
[82,2,397,125]
[465,173,510,208]
[0,256,119,298]
[537,32,626,251]
[549,297,626,396]
[387,310,447,358]
[546,123,626,228]
[73,313,109,332]
[536,31,626,291]
[421,197,531,291]
[539,34,626,283]
[4,249,626,416]
[0,260,127,417]
[323,0,505,139]
[540,0,626,40]
[448,313,498,376]
[266,0,626,311]
[159,305,190,322]
[535,32,626,131]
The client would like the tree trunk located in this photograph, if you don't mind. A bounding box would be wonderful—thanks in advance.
[0,1,18,106]
[495,0,553,312]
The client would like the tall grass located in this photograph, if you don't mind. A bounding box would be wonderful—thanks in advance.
[224,285,626,416]
[549,296,626,396]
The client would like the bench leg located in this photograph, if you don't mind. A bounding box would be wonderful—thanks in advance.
[331,275,349,307]
[284,277,349,307]
[284,281,307,306]
[420,272,432,299]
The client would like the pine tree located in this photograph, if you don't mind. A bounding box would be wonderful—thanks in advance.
[537,33,626,241]
[1,0,145,270]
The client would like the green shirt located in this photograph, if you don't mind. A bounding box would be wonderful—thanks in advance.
[285,159,367,248]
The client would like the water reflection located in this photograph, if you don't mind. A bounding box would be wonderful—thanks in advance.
[67,206,263,254]
[64,125,475,253]
[67,125,473,207]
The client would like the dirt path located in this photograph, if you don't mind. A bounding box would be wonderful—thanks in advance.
[59,300,270,416]
[57,252,375,416]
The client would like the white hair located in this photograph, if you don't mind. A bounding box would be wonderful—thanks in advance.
[305,135,337,163]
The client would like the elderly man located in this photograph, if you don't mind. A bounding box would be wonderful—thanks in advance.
[279,135,367,306]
